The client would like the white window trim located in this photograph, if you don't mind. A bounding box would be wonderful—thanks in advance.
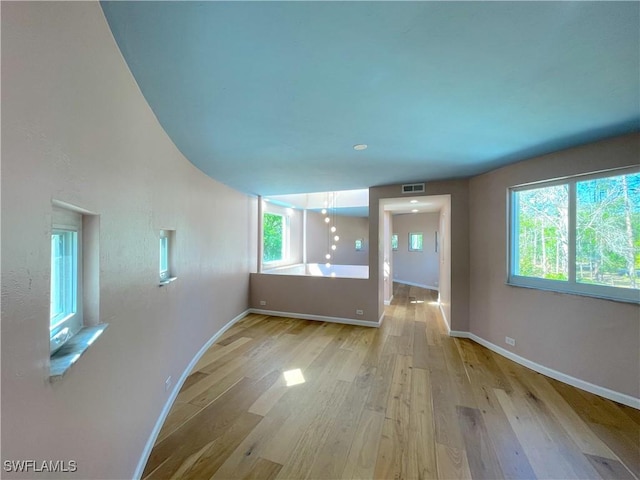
[508,166,640,304]
[50,208,83,353]
[159,230,170,281]
[159,229,178,285]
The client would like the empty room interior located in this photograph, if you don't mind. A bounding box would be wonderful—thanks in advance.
[2,1,639,479]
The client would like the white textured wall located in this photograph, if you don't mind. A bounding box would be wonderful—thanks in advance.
[1,3,254,478]
[469,133,640,398]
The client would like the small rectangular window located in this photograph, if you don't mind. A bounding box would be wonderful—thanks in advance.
[50,206,83,353]
[409,233,423,251]
[355,239,364,251]
[391,234,398,251]
[159,230,172,281]
[50,230,78,329]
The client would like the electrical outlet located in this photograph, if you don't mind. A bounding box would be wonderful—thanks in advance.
[260,300,267,306]
[356,309,364,315]
[505,336,516,347]
[165,376,172,392]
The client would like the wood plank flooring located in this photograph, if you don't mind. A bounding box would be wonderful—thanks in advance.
[142,283,639,479]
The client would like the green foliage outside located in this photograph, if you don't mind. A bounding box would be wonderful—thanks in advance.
[516,184,569,280]
[576,173,640,288]
[263,213,283,262]
[516,172,639,289]
[410,233,423,251]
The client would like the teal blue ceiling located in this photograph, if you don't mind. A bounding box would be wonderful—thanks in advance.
[101,1,639,196]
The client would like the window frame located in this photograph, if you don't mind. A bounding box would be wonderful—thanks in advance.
[50,209,83,353]
[508,167,640,304]
[409,232,423,252]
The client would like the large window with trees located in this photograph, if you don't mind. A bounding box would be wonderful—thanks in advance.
[509,168,639,303]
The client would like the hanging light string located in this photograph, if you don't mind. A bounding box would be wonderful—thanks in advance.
[323,195,331,267]
[324,192,339,271]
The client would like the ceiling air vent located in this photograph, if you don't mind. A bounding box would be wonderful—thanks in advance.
[401,183,425,194]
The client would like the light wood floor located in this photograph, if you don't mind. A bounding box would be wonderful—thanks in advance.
[143,283,639,480]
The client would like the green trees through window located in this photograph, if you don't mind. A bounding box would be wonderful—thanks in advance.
[514,184,569,280]
[576,173,639,289]
[409,232,423,251]
[511,169,639,299]
[263,212,284,262]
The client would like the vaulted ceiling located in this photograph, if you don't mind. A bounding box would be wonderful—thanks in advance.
[101,1,639,196]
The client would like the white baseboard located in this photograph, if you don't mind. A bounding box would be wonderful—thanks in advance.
[134,309,251,480]
[393,279,439,291]
[449,330,640,410]
[384,295,394,306]
[250,308,382,328]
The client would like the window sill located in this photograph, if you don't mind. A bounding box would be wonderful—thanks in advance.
[159,276,178,287]
[506,279,640,305]
[49,324,109,381]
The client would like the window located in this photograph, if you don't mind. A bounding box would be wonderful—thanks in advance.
[160,230,169,281]
[355,239,364,251]
[409,232,423,251]
[263,212,287,263]
[512,183,569,280]
[391,234,398,251]
[159,229,176,284]
[50,208,83,353]
[509,168,639,303]
[51,230,78,328]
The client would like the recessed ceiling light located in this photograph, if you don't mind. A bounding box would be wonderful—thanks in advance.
[353,144,368,151]
[412,209,419,213]
[410,200,418,204]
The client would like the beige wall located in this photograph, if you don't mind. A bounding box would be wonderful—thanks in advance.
[392,212,440,289]
[469,133,640,398]
[1,3,253,479]
[250,274,376,322]
[306,211,369,266]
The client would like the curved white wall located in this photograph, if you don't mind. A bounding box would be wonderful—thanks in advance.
[1,3,255,478]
